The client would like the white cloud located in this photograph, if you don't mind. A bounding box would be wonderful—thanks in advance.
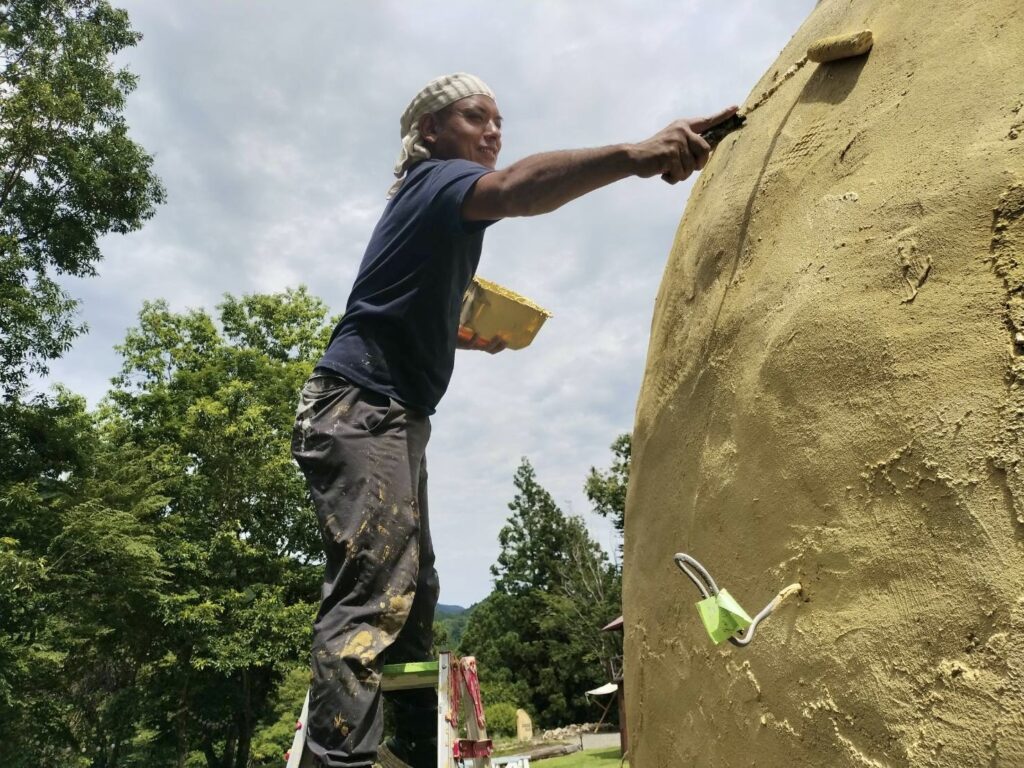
[46,0,817,606]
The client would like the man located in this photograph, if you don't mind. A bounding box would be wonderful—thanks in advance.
[292,73,736,768]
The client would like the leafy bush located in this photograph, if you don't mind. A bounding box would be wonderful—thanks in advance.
[485,702,519,738]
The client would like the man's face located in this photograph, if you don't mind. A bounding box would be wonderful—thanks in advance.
[420,94,502,169]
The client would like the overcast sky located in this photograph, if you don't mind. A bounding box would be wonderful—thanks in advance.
[44,1,815,608]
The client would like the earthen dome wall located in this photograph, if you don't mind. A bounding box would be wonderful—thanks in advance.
[624,2,1024,765]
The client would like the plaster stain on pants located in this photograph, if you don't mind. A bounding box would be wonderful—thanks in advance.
[339,630,377,665]
[333,714,350,737]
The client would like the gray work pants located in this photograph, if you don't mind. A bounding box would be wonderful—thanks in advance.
[292,373,439,768]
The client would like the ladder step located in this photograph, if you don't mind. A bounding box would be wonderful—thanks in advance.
[286,654,491,766]
[381,660,440,691]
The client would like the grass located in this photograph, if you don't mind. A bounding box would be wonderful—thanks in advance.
[540,747,628,767]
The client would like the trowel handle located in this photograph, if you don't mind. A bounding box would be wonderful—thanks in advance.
[701,113,747,148]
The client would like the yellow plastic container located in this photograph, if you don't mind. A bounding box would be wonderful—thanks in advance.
[459,276,552,350]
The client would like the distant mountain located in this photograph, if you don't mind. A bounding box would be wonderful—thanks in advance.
[434,603,467,617]
[434,603,473,647]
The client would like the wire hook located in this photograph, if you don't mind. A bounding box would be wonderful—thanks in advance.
[674,552,801,647]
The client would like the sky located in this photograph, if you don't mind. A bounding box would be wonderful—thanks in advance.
[43,1,816,608]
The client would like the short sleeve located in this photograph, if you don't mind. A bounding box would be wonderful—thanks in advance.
[427,159,497,234]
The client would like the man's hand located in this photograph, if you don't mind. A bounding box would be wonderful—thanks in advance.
[457,325,508,354]
[630,106,739,184]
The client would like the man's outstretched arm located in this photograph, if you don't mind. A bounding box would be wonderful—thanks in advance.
[463,106,738,221]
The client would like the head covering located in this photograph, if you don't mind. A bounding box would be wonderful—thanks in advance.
[388,72,496,197]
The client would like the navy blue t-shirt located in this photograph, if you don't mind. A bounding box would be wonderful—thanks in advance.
[316,158,496,413]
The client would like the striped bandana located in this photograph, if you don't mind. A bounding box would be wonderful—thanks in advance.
[388,72,496,197]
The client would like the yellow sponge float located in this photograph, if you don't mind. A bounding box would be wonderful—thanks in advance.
[459,276,552,350]
[807,29,874,63]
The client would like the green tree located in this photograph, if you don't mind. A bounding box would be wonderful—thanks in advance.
[0,5,164,753]
[246,665,309,768]
[0,390,171,768]
[456,591,533,716]
[462,459,619,727]
[492,459,577,596]
[0,0,164,398]
[541,515,622,684]
[0,288,333,767]
[584,433,630,542]
[0,391,97,767]
[103,288,332,768]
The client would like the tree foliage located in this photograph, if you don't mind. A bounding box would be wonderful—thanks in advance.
[0,5,166,745]
[0,0,164,397]
[0,289,335,767]
[101,288,331,768]
[0,389,171,767]
[492,459,579,596]
[585,433,630,541]
[462,458,621,728]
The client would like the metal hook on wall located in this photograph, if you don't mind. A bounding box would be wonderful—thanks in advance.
[674,553,801,647]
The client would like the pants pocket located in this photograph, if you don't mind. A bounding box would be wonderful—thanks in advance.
[356,388,398,435]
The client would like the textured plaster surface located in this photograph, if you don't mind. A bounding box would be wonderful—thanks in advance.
[624,1,1024,766]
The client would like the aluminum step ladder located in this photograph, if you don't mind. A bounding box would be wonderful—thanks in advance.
[285,652,493,768]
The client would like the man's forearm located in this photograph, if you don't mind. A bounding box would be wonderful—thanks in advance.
[462,108,739,221]
[470,144,636,219]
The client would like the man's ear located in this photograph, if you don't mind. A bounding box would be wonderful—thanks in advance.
[418,112,439,144]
